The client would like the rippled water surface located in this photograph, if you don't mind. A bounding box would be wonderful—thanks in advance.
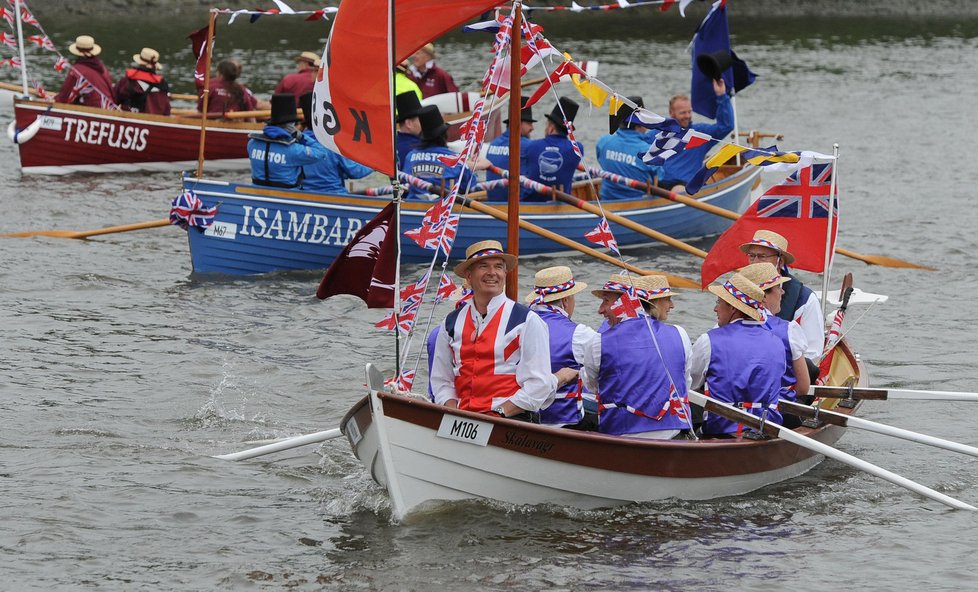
[2,7,978,591]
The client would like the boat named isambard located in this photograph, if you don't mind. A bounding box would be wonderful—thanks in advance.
[11,98,257,175]
[340,340,864,520]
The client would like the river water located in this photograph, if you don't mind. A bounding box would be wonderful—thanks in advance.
[3,6,978,591]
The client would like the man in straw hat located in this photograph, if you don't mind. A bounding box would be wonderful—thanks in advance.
[596,96,663,200]
[524,266,597,427]
[579,274,692,438]
[484,96,536,201]
[248,93,329,189]
[402,105,487,200]
[114,47,170,115]
[274,51,320,103]
[430,240,576,420]
[55,35,114,108]
[690,272,786,437]
[522,96,584,202]
[395,91,424,170]
[297,93,375,195]
[409,42,458,98]
[740,229,822,360]
[739,262,811,427]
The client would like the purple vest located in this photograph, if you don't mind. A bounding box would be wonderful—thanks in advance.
[598,317,688,435]
[535,308,584,425]
[764,314,798,402]
[703,321,785,435]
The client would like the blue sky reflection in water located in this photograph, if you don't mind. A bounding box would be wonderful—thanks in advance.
[1,7,978,591]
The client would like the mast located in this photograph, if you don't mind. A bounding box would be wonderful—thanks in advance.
[14,0,29,95]
[391,0,402,378]
[504,2,522,300]
[195,10,218,178]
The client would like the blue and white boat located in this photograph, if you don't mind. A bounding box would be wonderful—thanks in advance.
[179,164,760,275]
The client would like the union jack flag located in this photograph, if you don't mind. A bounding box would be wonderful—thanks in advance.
[384,369,416,393]
[169,190,218,229]
[434,274,457,304]
[755,163,836,219]
[19,6,38,26]
[0,32,16,49]
[399,271,430,307]
[611,288,642,320]
[53,56,69,72]
[0,8,13,26]
[584,217,619,254]
[26,35,55,51]
[375,308,417,334]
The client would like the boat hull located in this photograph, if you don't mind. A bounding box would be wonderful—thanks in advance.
[341,341,864,519]
[182,165,760,275]
[12,99,257,175]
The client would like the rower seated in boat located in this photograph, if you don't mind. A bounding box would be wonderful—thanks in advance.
[296,93,374,195]
[247,93,330,189]
[521,97,584,202]
[595,96,661,200]
[402,105,487,200]
[395,91,423,171]
[55,35,115,108]
[484,97,536,201]
[429,241,576,421]
[580,274,692,439]
[114,47,170,115]
[739,262,812,428]
[198,58,260,120]
[690,272,785,438]
[523,266,596,428]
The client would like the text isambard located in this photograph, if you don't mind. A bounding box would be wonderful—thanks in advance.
[239,205,364,245]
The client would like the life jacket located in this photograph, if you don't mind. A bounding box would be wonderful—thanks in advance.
[778,270,813,323]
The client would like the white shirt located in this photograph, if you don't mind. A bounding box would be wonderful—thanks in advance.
[529,303,598,366]
[430,293,557,412]
[580,315,692,394]
[794,291,823,360]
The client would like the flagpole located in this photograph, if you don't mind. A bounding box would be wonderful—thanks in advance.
[504,1,522,301]
[14,0,29,95]
[195,10,217,178]
[819,144,840,326]
[389,0,402,381]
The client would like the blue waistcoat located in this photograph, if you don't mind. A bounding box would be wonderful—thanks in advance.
[595,129,661,200]
[535,309,584,425]
[702,321,785,435]
[598,316,689,435]
[764,314,798,402]
[521,134,583,202]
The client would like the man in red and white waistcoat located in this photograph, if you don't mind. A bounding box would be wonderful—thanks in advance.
[429,240,574,420]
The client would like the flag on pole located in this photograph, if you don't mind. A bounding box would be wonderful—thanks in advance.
[316,203,397,308]
[690,0,755,119]
[188,24,215,95]
[700,163,838,287]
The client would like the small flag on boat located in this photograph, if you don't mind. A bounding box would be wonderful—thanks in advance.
[640,128,714,166]
[584,217,619,254]
[434,274,458,304]
[317,203,396,308]
[169,189,217,229]
[384,369,416,393]
[700,163,838,287]
[188,24,216,95]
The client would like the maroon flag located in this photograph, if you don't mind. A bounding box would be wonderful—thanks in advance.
[316,203,396,308]
[188,24,215,95]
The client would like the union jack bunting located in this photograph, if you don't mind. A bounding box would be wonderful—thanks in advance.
[0,8,13,26]
[434,274,457,304]
[53,56,68,72]
[0,32,16,49]
[611,289,642,320]
[584,217,619,254]
[375,308,417,334]
[19,6,38,26]
[169,190,218,230]
[384,369,416,393]
[26,34,55,51]
[640,128,714,166]
[399,271,431,307]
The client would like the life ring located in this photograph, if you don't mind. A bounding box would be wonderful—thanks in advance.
[7,115,42,144]
[421,91,484,115]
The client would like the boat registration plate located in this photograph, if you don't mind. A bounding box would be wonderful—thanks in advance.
[204,221,237,240]
[436,415,492,446]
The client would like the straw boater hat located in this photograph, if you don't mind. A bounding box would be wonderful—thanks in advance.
[453,240,517,276]
[133,48,161,70]
[419,43,435,57]
[738,262,789,292]
[69,35,101,57]
[708,272,766,322]
[739,229,796,265]
[295,51,321,67]
[523,266,588,305]
[591,274,663,305]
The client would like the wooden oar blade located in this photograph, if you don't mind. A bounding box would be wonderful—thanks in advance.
[3,219,171,240]
[812,385,978,402]
[834,247,935,270]
[2,229,81,238]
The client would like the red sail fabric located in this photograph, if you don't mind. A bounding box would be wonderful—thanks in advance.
[317,203,397,308]
[311,0,503,176]
[700,164,838,287]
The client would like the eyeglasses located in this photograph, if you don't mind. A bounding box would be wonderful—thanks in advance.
[745,251,779,261]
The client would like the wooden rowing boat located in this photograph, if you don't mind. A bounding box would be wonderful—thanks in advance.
[341,340,863,519]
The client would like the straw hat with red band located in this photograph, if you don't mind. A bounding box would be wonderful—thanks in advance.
[133,48,161,71]
[707,272,766,322]
[738,262,789,292]
[739,229,796,265]
[295,51,321,67]
[69,35,101,57]
[523,266,588,305]
[453,240,517,276]
[591,274,667,305]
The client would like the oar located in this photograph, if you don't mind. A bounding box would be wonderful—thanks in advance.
[2,218,170,239]
[686,390,976,510]
[584,166,934,270]
[780,400,978,459]
[812,385,978,402]
[214,428,343,461]
[488,165,709,259]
